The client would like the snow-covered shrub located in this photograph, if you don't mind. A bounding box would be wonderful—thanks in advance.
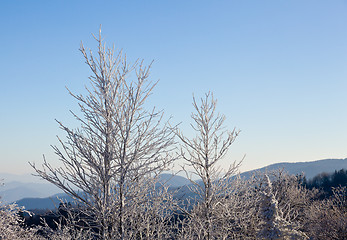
[304,186,347,240]
[0,181,42,240]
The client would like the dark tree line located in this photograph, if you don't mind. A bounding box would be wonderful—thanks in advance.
[302,168,347,199]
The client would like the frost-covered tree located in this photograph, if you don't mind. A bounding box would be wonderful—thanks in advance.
[30,30,176,239]
[257,175,308,240]
[176,92,246,239]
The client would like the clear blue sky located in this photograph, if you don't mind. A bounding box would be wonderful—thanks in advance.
[1,0,346,174]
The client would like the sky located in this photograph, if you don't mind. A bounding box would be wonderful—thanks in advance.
[0,0,346,175]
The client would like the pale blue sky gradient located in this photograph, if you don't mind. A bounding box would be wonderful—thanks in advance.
[1,1,346,174]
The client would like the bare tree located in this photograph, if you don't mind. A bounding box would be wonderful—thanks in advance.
[30,30,176,239]
[175,92,243,239]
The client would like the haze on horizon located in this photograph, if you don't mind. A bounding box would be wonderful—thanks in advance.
[1,0,346,175]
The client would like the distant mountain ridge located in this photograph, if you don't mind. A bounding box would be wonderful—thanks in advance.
[13,174,192,210]
[2,158,346,210]
[15,193,75,210]
[158,173,191,187]
[0,181,62,204]
[241,158,347,179]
